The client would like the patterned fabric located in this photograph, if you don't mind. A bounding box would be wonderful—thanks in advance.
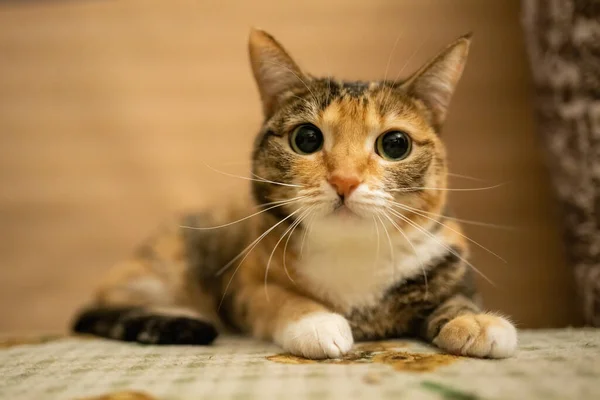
[0,331,599,400]
[522,0,600,326]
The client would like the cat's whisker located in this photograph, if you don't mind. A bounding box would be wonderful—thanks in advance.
[376,214,394,268]
[394,31,432,82]
[282,208,311,284]
[442,218,514,230]
[447,172,487,182]
[218,208,303,309]
[372,215,381,270]
[249,171,306,188]
[380,30,404,110]
[296,189,323,199]
[387,198,514,232]
[388,201,508,262]
[282,206,314,290]
[326,75,332,105]
[258,195,309,209]
[385,207,495,286]
[299,209,317,259]
[322,34,333,105]
[382,31,432,111]
[202,162,304,188]
[215,208,302,276]
[180,197,304,231]
[390,182,508,193]
[264,207,310,300]
[380,211,428,297]
[382,32,403,84]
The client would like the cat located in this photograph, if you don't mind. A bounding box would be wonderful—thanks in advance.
[72,28,517,359]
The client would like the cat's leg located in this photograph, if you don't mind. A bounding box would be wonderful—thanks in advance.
[230,283,353,359]
[73,263,218,345]
[72,223,219,345]
[422,295,517,358]
[73,304,217,345]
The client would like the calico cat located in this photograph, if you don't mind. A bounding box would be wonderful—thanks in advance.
[73,29,517,359]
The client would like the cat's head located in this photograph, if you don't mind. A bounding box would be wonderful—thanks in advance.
[249,29,470,230]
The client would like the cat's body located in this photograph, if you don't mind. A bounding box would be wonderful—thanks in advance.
[73,29,518,359]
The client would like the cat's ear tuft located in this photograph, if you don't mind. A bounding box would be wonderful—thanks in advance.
[249,28,305,118]
[403,33,472,132]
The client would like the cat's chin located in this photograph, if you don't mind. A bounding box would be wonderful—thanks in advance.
[315,206,374,234]
[328,205,365,221]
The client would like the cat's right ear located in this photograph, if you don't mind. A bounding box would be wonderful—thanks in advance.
[249,28,304,119]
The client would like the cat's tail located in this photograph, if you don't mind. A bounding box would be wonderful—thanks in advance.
[72,306,218,345]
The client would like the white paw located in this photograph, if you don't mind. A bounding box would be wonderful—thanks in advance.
[433,313,517,358]
[275,312,354,359]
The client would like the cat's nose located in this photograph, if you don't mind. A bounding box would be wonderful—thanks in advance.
[328,173,362,198]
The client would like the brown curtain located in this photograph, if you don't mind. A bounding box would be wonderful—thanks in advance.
[522,0,600,326]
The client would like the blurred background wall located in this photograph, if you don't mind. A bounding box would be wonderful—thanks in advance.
[0,0,582,333]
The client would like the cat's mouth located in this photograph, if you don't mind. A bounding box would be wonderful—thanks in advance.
[332,204,359,218]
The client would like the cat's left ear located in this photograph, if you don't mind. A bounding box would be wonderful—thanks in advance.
[249,28,305,119]
[402,34,472,132]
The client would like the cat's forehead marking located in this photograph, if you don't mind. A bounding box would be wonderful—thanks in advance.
[318,94,381,152]
[340,81,369,98]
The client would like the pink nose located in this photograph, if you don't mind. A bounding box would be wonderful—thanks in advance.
[328,174,361,198]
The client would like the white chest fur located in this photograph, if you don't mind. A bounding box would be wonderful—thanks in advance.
[296,218,450,312]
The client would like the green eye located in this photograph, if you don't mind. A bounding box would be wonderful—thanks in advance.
[375,131,412,161]
[290,124,323,155]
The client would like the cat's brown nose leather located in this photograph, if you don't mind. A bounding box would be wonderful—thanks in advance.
[328,174,361,198]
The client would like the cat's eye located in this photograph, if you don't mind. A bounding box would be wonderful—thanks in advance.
[289,124,324,155]
[375,131,412,161]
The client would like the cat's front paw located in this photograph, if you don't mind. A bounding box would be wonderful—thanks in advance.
[433,313,517,358]
[276,312,354,359]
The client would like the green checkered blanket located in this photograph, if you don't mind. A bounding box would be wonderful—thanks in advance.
[0,329,598,399]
